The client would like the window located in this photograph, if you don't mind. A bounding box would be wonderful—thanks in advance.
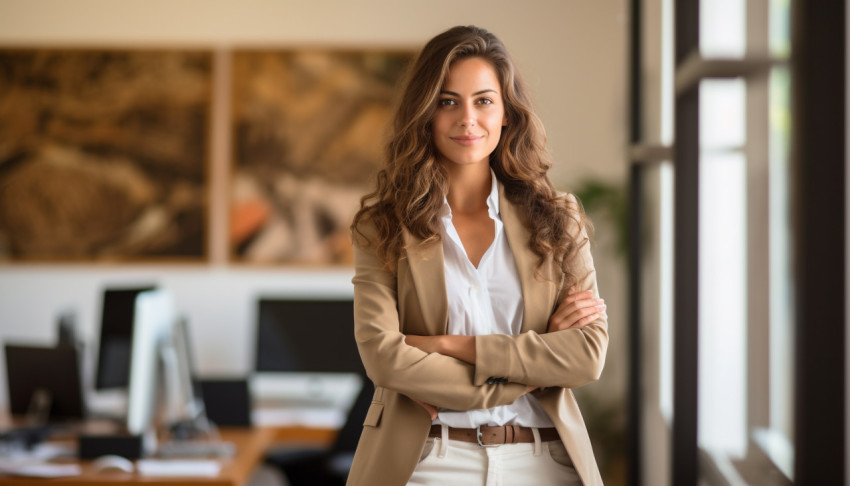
[630,0,798,483]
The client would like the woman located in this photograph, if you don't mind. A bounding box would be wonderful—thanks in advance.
[348,25,608,486]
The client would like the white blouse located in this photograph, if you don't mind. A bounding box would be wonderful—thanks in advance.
[435,171,554,428]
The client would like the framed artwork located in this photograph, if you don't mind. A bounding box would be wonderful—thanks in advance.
[230,49,413,265]
[0,49,212,262]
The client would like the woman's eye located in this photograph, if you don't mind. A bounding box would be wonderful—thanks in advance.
[477,98,494,105]
[438,99,456,106]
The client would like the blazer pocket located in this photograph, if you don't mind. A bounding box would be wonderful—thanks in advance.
[363,402,384,427]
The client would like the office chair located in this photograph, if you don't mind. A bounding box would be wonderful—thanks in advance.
[265,376,374,486]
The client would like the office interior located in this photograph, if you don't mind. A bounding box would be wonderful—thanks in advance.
[0,1,845,485]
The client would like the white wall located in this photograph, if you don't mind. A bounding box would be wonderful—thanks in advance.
[0,0,628,410]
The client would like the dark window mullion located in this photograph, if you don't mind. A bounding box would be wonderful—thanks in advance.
[627,0,643,485]
[673,1,700,485]
[672,84,699,486]
[791,0,846,483]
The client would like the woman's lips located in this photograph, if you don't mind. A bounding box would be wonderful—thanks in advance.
[450,135,483,146]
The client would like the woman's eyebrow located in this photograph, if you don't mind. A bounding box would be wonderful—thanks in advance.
[439,89,499,97]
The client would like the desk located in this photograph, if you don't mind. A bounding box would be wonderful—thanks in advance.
[1,426,336,486]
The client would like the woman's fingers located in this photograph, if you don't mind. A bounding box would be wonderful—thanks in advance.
[553,298,602,324]
[551,292,602,321]
[566,301,606,325]
[559,289,593,306]
[548,290,605,332]
[551,306,604,332]
[568,309,603,329]
[552,290,595,318]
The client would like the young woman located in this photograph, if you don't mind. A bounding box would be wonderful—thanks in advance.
[348,25,608,486]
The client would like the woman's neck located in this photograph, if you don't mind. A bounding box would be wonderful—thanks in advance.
[444,162,492,213]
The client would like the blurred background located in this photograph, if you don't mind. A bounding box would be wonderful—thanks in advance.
[0,0,845,485]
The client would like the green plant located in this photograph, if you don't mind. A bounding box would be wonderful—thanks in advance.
[572,179,629,259]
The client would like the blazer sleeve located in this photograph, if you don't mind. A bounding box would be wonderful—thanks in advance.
[473,201,609,389]
[352,220,529,411]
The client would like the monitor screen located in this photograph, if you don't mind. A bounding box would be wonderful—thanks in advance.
[5,344,85,419]
[95,286,156,390]
[255,298,364,374]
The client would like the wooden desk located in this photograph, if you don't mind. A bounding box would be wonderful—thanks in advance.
[1,426,336,486]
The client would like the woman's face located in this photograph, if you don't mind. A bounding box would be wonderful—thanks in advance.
[432,57,506,170]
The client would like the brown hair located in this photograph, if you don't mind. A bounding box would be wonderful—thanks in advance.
[352,25,590,285]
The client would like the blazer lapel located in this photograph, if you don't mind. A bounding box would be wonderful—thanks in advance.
[400,183,557,337]
[499,184,558,333]
[402,229,449,335]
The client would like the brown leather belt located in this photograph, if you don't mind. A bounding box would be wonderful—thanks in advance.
[428,424,560,446]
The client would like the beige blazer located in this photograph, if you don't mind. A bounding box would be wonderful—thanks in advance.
[347,184,608,486]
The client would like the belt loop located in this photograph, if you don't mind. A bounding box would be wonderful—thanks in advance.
[438,424,449,458]
[531,427,542,456]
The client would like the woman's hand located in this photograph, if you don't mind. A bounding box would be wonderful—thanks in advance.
[548,289,605,333]
[411,397,439,420]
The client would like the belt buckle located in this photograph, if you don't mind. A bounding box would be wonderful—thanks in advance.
[476,425,500,447]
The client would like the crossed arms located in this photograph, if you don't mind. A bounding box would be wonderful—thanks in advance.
[352,219,608,415]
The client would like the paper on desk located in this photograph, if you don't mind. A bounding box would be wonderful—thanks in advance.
[30,442,76,461]
[0,461,82,478]
[137,459,221,477]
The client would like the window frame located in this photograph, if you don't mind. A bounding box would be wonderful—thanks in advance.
[627,0,846,484]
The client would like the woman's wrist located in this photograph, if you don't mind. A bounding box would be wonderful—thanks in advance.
[443,335,476,364]
[405,334,476,364]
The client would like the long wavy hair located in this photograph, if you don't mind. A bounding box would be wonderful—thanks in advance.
[352,25,591,285]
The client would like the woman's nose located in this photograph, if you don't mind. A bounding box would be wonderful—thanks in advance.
[459,105,475,127]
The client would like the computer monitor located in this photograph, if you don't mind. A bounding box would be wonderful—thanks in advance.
[255,298,364,374]
[5,344,85,420]
[252,298,364,411]
[125,290,231,458]
[95,286,157,390]
[126,289,175,437]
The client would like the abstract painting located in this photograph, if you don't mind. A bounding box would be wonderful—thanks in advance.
[230,49,412,265]
[0,49,212,262]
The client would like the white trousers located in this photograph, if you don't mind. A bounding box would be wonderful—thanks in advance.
[407,428,582,486]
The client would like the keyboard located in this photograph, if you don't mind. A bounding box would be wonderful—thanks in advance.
[157,440,236,458]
